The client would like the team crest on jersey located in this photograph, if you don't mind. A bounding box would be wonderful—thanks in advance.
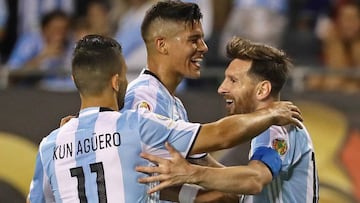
[272,138,288,155]
[137,101,152,111]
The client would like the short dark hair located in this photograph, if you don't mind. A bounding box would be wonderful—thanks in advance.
[72,34,124,96]
[226,37,292,96]
[141,0,202,42]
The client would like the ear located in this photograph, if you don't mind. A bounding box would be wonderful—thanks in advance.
[111,74,120,92]
[255,80,271,100]
[155,37,168,54]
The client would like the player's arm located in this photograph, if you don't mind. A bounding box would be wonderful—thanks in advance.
[137,143,279,195]
[28,151,55,203]
[188,154,224,167]
[189,101,302,155]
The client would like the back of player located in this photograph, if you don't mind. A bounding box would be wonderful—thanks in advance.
[242,125,319,203]
[28,107,200,203]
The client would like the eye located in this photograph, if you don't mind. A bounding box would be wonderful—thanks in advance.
[190,38,198,44]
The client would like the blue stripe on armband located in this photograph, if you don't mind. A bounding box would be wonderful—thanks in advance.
[250,147,281,178]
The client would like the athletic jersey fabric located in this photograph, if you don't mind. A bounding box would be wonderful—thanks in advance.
[123,69,189,122]
[123,69,206,202]
[242,125,319,203]
[29,107,201,203]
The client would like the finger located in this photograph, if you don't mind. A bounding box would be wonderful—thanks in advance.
[165,142,181,158]
[135,166,161,174]
[290,104,301,113]
[137,174,165,183]
[290,105,302,117]
[147,181,171,194]
[140,152,168,165]
[291,118,303,129]
[60,115,74,127]
[292,111,303,122]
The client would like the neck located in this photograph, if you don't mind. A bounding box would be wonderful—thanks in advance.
[255,96,279,111]
[80,93,119,111]
[147,58,182,95]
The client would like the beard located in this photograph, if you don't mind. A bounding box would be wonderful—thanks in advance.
[117,82,127,111]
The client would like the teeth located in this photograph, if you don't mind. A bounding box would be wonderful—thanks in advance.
[191,58,203,62]
[226,99,233,104]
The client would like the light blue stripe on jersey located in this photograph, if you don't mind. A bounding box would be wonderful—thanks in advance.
[74,108,99,201]
[29,153,45,202]
[115,112,148,203]
[33,129,62,202]
[45,131,62,202]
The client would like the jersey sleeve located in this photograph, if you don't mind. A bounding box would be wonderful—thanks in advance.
[28,150,54,203]
[250,126,290,172]
[136,109,201,159]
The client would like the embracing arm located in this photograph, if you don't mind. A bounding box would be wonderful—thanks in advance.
[186,160,272,194]
[190,101,302,155]
[137,143,276,195]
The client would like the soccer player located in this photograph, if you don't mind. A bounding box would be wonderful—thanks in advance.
[122,1,221,201]
[27,35,303,203]
[123,0,208,124]
[136,37,319,203]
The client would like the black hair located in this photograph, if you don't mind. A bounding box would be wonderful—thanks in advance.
[141,0,202,41]
[72,34,124,95]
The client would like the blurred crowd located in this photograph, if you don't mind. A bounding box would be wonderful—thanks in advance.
[0,0,359,93]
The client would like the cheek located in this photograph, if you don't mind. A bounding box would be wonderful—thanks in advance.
[234,89,255,112]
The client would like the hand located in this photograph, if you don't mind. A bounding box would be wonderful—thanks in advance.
[136,142,196,194]
[60,115,75,127]
[267,101,303,128]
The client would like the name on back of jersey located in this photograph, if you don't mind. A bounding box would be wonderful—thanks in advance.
[53,132,121,160]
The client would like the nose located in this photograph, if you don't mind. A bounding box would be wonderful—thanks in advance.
[217,81,227,95]
[198,38,208,53]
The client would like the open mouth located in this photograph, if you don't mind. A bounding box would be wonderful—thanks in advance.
[191,58,203,68]
[225,99,234,108]
[226,99,234,104]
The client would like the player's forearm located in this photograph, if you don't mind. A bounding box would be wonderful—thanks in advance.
[192,108,274,154]
[188,154,224,167]
[189,162,271,194]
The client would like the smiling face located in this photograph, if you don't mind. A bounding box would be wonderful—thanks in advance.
[165,21,208,79]
[218,59,259,115]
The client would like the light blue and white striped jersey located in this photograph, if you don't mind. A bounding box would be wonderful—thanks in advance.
[123,69,206,202]
[29,107,201,203]
[242,125,319,203]
[123,69,189,122]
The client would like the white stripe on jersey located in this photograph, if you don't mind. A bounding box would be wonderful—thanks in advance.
[55,119,78,201]
[94,112,125,203]
[38,139,56,202]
